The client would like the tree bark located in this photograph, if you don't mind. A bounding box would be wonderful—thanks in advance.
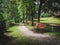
[30,5,34,26]
[23,11,25,23]
[38,0,42,23]
[26,10,28,24]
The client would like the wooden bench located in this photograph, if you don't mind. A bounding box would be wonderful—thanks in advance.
[35,23,46,32]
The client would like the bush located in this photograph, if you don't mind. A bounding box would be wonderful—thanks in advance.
[0,15,7,35]
[6,20,15,28]
[0,20,6,35]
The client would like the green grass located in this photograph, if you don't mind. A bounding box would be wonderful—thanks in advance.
[6,26,40,45]
[40,17,60,24]
[7,26,24,38]
[26,25,35,30]
[44,32,60,37]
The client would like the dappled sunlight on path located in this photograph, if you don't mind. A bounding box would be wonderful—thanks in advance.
[19,26,50,37]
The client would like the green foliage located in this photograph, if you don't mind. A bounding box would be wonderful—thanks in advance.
[0,0,60,34]
[0,0,7,36]
[0,15,4,21]
[18,0,35,23]
[41,11,53,17]
[0,20,6,36]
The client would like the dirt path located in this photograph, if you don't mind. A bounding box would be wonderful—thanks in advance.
[19,23,60,45]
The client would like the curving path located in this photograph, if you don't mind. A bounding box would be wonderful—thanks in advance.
[18,23,60,45]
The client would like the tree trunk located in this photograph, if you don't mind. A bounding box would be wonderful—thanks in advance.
[23,11,25,23]
[30,6,34,26]
[26,11,28,24]
[38,0,42,23]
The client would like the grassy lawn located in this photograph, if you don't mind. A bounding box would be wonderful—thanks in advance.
[6,26,40,45]
[44,32,60,37]
[40,17,60,24]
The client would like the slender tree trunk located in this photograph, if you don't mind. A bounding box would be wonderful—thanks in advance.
[26,10,28,24]
[30,6,34,26]
[28,6,31,21]
[23,11,25,23]
[38,0,42,23]
[31,9,34,26]
[26,15,27,23]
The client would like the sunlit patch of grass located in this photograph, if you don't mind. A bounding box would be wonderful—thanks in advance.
[26,26,35,30]
[25,23,35,30]
[7,26,21,37]
[40,17,60,24]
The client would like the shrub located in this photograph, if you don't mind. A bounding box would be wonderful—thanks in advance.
[0,20,6,35]
[6,20,15,28]
[0,15,7,35]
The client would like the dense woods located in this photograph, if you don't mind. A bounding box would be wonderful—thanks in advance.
[0,0,60,33]
[0,0,60,44]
